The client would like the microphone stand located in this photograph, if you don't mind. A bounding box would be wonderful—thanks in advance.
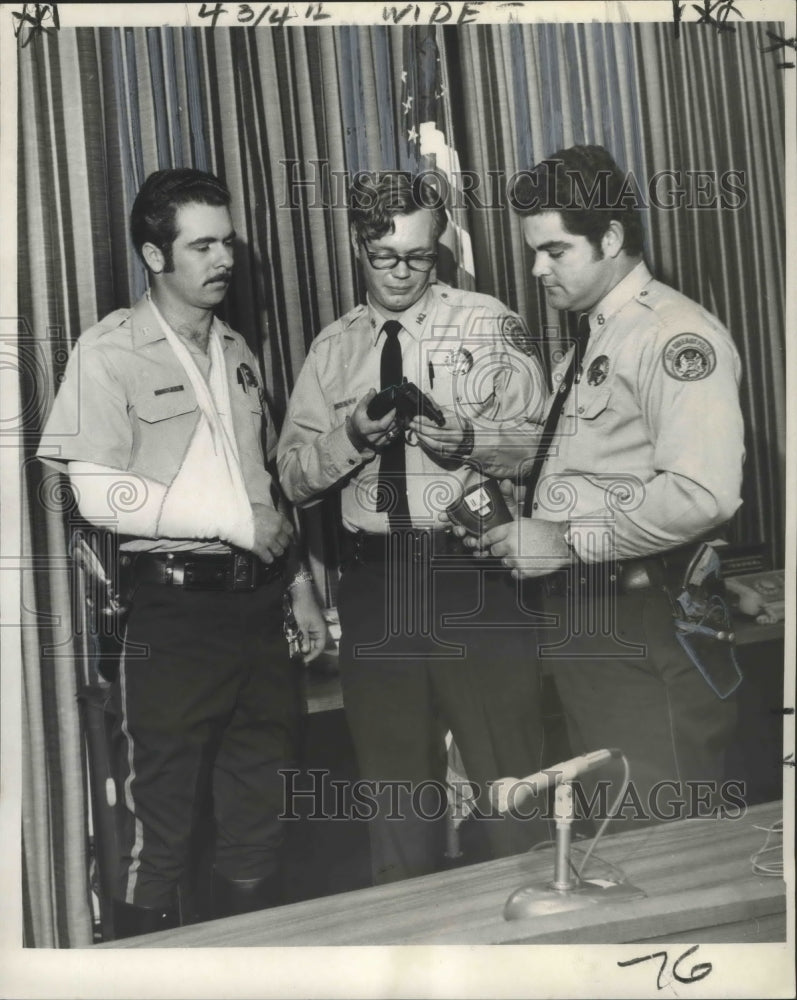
[504,780,645,920]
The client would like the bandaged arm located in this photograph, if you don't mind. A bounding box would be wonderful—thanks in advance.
[67,461,255,550]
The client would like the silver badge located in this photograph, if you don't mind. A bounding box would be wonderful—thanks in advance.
[445,348,474,375]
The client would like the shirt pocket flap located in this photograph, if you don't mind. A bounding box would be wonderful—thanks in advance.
[134,388,198,423]
[573,386,611,420]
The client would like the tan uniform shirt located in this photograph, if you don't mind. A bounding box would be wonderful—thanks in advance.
[533,263,745,561]
[37,297,276,533]
[277,282,546,534]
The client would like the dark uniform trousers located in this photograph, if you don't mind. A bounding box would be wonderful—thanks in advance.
[110,578,301,911]
[336,543,548,885]
[536,576,738,829]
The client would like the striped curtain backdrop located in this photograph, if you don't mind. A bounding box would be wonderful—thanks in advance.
[16,21,785,946]
[455,21,786,562]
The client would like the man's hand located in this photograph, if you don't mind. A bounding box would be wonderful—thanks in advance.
[346,389,400,452]
[289,582,329,664]
[498,477,525,519]
[410,404,473,461]
[461,517,572,578]
[250,503,294,564]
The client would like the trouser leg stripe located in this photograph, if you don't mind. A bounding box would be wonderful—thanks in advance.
[118,640,144,903]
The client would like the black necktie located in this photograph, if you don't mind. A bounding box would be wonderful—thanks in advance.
[376,320,411,525]
[522,314,591,517]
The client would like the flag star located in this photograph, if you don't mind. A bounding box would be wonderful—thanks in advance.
[401,70,407,83]
[407,126,418,142]
[402,95,413,114]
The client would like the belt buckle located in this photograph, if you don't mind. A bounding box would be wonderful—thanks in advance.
[229,552,257,591]
[167,553,184,587]
[183,556,224,590]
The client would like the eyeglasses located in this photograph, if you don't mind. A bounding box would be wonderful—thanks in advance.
[362,245,438,273]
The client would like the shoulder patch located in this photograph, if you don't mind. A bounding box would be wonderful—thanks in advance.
[662,333,716,381]
[500,314,537,358]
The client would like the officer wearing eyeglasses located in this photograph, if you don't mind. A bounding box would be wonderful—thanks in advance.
[278,171,549,886]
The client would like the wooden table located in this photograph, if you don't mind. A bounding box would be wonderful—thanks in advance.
[103,801,786,948]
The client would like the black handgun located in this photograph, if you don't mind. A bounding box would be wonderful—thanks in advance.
[367,378,446,427]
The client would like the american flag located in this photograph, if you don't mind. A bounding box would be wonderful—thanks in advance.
[399,26,475,290]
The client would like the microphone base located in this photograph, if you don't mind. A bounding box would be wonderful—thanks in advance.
[504,878,646,921]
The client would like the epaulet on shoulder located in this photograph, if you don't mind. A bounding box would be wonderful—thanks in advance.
[79,308,132,345]
[338,303,367,330]
[635,280,729,345]
[634,281,669,311]
[636,279,707,319]
[434,283,510,316]
[314,303,367,344]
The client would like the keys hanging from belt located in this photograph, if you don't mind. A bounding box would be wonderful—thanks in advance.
[282,592,303,660]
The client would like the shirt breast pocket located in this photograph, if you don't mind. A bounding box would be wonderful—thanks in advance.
[571,385,611,422]
[130,389,200,472]
[134,390,198,425]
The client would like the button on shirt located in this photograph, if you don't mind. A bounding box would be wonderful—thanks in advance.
[533,263,745,561]
[277,282,546,534]
[37,296,276,513]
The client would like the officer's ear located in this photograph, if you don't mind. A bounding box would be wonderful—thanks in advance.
[601,221,625,260]
[142,242,166,275]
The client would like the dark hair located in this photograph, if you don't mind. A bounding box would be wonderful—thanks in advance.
[130,168,231,271]
[348,171,448,244]
[510,145,645,256]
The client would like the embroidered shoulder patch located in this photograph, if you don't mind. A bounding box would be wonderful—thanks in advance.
[500,314,537,358]
[662,333,716,381]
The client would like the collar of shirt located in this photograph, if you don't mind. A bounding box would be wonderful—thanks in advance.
[130,294,235,355]
[587,260,652,335]
[366,284,438,347]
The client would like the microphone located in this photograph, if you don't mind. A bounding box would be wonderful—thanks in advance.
[490,748,623,814]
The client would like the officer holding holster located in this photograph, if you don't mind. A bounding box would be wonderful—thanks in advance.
[38,169,327,938]
[456,146,745,824]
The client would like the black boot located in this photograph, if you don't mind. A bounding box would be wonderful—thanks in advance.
[111,899,181,941]
[211,869,283,918]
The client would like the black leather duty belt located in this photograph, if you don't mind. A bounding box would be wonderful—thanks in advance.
[342,529,469,565]
[540,542,705,598]
[119,550,285,592]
